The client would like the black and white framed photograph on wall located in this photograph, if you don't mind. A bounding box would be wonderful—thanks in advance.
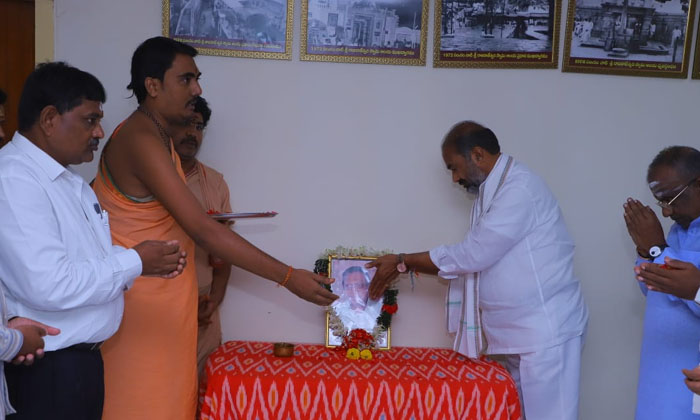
[163,0,293,60]
[433,0,561,68]
[300,0,429,65]
[562,0,696,77]
[692,28,700,78]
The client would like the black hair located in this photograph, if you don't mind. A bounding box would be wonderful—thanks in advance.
[647,146,700,182]
[0,89,6,105]
[341,266,370,286]
[18,62,106,132]
[441,121,501,156]
[128,36,198,104]
[194,96,211,127]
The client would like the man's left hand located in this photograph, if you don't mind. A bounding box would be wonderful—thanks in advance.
[636,257,700,300]
[8,317,60,365]
[623,198,665,254]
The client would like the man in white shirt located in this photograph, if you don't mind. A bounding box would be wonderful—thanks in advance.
[0,62,187,420]
[367,121,588,420]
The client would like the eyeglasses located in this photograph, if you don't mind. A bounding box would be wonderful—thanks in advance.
[656,179,695,209]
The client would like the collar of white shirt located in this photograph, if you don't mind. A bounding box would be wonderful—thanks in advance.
[11,132,68,182]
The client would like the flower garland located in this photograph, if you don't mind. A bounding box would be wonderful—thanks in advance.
[314,246,399,360]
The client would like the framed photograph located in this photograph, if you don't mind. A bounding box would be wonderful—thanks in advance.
[300,0,429,65]
[562,0,696,78]
[163,0,293,60]
[433,0,562,68]
[325,256,391,349]
[692,29,700,78]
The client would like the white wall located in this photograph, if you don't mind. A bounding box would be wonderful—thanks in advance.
[55,0,699,418]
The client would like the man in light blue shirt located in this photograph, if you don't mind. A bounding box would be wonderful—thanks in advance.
[624,145,700,419]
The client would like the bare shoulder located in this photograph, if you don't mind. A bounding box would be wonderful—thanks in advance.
[110,112,162,153]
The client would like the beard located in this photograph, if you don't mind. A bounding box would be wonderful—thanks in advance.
[458,179,481,195]
[458,164,487,195]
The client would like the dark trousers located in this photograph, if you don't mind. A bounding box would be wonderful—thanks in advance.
[5,347,104,420]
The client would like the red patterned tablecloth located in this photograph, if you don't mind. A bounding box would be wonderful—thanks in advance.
[200,341,521,420]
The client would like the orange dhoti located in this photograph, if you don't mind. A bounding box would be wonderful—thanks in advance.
[93,148,198,420]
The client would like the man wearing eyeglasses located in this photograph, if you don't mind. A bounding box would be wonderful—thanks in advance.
[172,96,233,381]
[623,145,700,420]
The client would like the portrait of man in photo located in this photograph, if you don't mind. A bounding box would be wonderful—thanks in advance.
[328,259,384,346]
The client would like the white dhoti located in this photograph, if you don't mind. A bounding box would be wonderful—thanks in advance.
[502,335,583,420]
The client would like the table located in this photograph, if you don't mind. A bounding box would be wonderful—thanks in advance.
[200,341,521,420]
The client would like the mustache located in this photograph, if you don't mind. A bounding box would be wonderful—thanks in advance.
[88,138,100,147]
[458,179,480,194]
[179,135,198,145]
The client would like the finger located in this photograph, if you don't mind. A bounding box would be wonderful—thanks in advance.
[365,260,379,269]
[30,320,61,336]
[315,287,339,303]
[12,355,25,365]
[313,293,337,306]
[638,263,670,277]
[35,349,45,359]
[625,199,646,222]
[165,240,180,247]
[161,242,180,255]
[684,367,700,380]
[369,279,389,300]
[313,274,335,285]
[637,271,670,289]
[23,353,34,365]
[642,205,657,219]
[664,257,693,270]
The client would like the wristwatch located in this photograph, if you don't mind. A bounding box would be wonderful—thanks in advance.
[649,244,667,258]
[396,253,407,273]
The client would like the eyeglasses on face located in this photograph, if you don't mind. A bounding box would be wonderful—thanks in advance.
[656,178,696,209]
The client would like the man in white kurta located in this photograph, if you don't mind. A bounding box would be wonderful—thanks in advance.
[367,121,588,420]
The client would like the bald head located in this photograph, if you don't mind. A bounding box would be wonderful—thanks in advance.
[441,121,500,157]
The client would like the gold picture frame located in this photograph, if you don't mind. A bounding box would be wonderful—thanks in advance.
[692,27,700,78]
[163,0,293,60]
[300,0,429,65]
[562,0,696,78]
[325,255,391,349]
[433,0,562,68]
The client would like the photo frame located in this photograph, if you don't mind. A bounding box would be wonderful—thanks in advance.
[562,0,696,78]
[692,28,700,78]
[325,256,391,349]
[433,0,562,68]
[163,0,293,60]
[300,0,429,65]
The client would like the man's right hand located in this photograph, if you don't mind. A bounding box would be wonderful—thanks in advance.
[284,269,338,306]
[623,198,665,255]
[133,240,187,278]
[683,366,700,395]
